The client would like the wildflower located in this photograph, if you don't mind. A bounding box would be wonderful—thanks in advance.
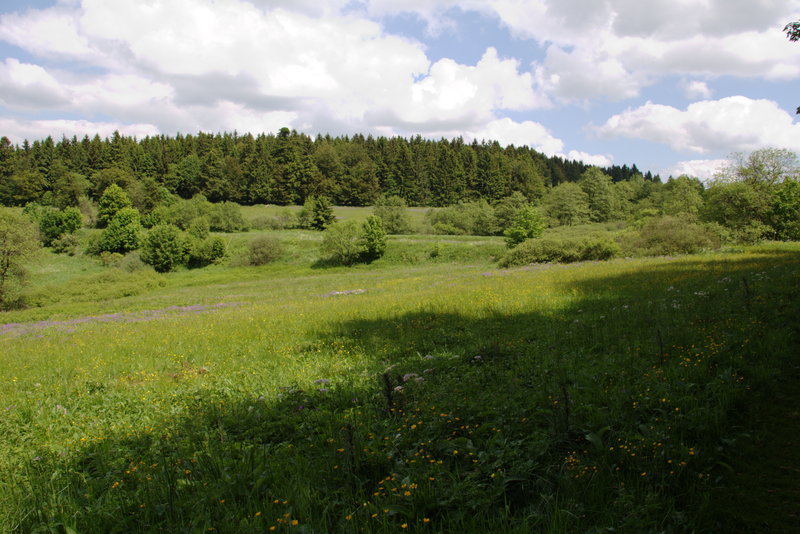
[474,355,482,360]
[394,386,403,393]
[292,519,298,525]
[403,373,418,382]
[314,379,330,385]
[423,355,434,360]
[319,388,328,393]
[415,377,424,383]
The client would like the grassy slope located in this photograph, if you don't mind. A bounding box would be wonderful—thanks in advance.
[1,241,798,533]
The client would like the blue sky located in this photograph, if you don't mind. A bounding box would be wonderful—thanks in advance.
[1,0,799,180]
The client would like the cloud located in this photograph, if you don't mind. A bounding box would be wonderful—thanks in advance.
[466,117,563,154]
[0,117,160,145]
[589,96,800,154]
[563,150,614,167]
[662,158,728,182]
[0,58,72,109]
[679,79,713,100]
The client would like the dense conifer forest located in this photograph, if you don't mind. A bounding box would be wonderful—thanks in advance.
[0,127,657,209]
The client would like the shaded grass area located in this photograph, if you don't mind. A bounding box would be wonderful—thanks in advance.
[0,245,798,532]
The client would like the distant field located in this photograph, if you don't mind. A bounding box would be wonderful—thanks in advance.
[1,237,798,533]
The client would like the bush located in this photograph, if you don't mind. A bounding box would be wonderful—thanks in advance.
[51,233,81,255]
[39,207,83,246]
[249,235,283,265]
[499,236,620,267]
[361,215,387,262]
[164,195,212,230]
[425,200,498,236]
[373,195,413,234]
[97,184,132,228]
[141,223,185,273]
[319,221,363,265]
[503,205,545,248]
[188,236,227,268]
[98,207,141,254]
[187,216,210,239]
[208,202,250,232]
[618,216,718,256]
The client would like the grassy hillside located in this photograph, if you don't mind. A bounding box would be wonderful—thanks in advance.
[0,241,798,533]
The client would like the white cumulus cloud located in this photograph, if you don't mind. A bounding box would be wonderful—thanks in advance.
[589,96,800,154]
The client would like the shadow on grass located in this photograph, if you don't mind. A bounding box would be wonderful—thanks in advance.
[11,247,800,534]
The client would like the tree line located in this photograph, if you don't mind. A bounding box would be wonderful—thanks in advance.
[0,127,658,210]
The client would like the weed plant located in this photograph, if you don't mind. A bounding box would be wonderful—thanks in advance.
[0,243,798,533]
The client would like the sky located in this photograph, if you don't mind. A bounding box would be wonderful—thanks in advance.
[0,0,799,180]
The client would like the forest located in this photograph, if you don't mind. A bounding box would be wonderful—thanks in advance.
[0,127,655,210]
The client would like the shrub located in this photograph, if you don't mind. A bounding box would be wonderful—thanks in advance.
[319,221,363,265]
[373,195,413,234]
[118,251,148,273]
[503,205,545,248]
[208,201,250,232]
[188,236,227,268]
[425,200,498,236]
[187,216,210,239]
[500,236,620,267]
[251,209,296,231]
[97,184,132,228]
[98,207,141,254]
[361,215,387,262]
[249,235,283,265]
[307,196,335,231]
[39,207,83,246]
[618,216,718,256]
[164,195,213,230]
[51,233,81,255]
[141,223,184,273]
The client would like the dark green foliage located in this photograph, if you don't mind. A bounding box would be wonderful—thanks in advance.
[97,184,132,228]
[360,215,387,262]
[248,235,283,265]
[187,216,210,239]
[619,216,718,256]
[188,236,227,267]
[141,224,184,273]
[0,170,47,206]
[53,172,90,209]
[98,207,141,254]
[299,195,336,230]
[208,202,249,232]
[500,236,620,267]
[164,195,212,230]
[38,207,83,246]
[373,194,413,234]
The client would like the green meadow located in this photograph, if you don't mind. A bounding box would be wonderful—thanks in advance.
[1,234,798,533]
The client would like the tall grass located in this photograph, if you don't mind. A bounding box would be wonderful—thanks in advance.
[0,243,797,532]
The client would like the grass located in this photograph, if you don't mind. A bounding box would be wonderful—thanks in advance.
[0,238,798,533]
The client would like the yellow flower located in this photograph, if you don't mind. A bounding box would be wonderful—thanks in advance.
[292,519,298,525]
[423,518,430,523]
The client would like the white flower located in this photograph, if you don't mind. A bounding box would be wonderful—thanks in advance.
[385,364,397,372]
[423,368,434,373]
[423,355,434,360]
[668,286,674,291]
[403,373,418,382]
[474,356,482,360]
[394,386,403,393]
[415,377,424,383]
[257,395,265,402]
